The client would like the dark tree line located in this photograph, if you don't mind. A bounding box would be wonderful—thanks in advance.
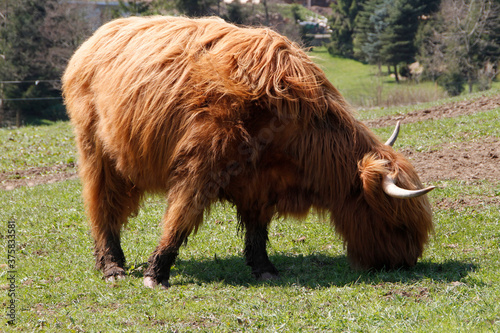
[330,0,440,79]
[329,0,500,94]
[0,0,100,121]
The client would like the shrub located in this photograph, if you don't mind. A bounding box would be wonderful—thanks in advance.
[437,72,466,96]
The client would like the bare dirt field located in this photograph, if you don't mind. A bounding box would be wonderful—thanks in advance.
[365,95,500,186]
[401,137,499,184]
[1,95,499,192]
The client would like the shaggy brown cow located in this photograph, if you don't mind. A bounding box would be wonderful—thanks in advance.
[62,16,434,288]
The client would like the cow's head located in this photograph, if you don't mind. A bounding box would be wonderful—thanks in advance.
[334,122,435,270]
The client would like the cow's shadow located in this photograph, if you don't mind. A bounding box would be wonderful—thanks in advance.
[129,253,477,288]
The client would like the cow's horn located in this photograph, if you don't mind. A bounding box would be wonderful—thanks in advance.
[385,121,401,146]
[382,175,435,199]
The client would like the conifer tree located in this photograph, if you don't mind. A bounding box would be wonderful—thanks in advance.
[353,0,387,71]
[329,0,365,58]
[379,0,423,82]
[0,0,61,119]
[174,0,218,17]
[115,0,151,16]
[353,0,440,80]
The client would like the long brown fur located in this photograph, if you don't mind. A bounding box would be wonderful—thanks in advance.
[62,16,433,285]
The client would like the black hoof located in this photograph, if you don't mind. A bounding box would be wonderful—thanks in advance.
[103,266,126,282]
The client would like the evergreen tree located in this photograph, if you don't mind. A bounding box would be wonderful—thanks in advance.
[114,0,151,16]
[352,0,375,60]
[354,0,440,80]
[379,0,424,82]
[329,0,365,58]
[224,1,247,25]
[353,0,387,70]
[477,0,500,89]
[174,0,218,17]
[0,0,97,121]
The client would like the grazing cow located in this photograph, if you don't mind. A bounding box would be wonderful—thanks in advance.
[62,16,434,288]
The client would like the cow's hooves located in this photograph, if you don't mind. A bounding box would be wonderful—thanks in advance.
[258,272,280,281]
[105,274,126,283]
[143,276,156,288]
[144,276,170,289]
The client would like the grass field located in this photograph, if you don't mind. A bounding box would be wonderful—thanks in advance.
[309,48,446,108]
[1,173,499,331]
[310,47,500,108]
[1,53,500,331]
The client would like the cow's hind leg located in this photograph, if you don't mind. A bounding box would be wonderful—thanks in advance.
[240,210,279,280]
[78,137,142,281]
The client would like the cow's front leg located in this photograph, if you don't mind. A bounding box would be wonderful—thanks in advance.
[143,229,188,289]
[143,189,206,288]
[240,210,279,280]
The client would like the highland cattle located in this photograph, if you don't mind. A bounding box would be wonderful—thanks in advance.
[62,16,435,288]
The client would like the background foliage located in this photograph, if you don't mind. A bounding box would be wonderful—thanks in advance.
[333,0,500,93]
[0,0,498,123]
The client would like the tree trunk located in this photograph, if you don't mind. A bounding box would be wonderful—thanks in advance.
[262,0,269,26]
[16,110,21,128]
[394,64,399,83]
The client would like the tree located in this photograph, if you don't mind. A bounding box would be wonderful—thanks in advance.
[379,0,424,82]
[353,0,439,79]
[353,0,388,71]
[329,0,364,58]
[1,0,64,120]
[224,0,248,25]
[114,0,151,16]
[418,0,500,93]
[174,0,218,17]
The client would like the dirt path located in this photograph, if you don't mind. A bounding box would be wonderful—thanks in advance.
[1,94,499,191]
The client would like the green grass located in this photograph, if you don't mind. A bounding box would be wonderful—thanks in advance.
[1,176,499,331]
[0,122,75,173]
[1,51,500,330]
[371,108,500,151]
[310,48,448,108]
[1,105,500,331]
[310,47,500,108]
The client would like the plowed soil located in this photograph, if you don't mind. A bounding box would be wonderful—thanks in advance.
[366,95,500,186]
[365,94,500,128]
[1,95,499,191]
[401,138,499,184]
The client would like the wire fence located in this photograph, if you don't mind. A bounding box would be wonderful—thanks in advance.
[0,79,63,127]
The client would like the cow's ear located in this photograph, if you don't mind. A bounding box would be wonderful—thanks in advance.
[359,152,435,200]
[358,153,389,197]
